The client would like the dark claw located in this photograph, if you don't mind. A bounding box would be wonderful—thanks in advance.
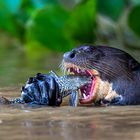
[100,99,111,106]
[100,96,124,106]
[110,96,124,105]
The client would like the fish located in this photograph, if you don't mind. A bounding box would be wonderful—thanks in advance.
[9,71,91,106]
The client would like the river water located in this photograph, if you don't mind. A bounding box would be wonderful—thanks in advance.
[0,45,140,140]
[0,87,140,140]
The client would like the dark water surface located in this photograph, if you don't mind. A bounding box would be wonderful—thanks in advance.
[0,46,140,140]
[0,87,140,140]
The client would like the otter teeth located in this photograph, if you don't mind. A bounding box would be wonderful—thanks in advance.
[83,93,90,99]
[83,93,87,99]
[77,68,80,73]
[77,68,81,73]
[67,68,70,73]
[67,68,74,75]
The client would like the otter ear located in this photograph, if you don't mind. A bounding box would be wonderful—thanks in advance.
[128,59,139,71]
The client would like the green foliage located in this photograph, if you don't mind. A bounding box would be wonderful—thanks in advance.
[26,4,73,52]
[0,0,97,52]
[131,0,140,5]
[66,0,96,43]
[0,1,18,36]
[128,5,140,37]
[3,0,21,14]
[97,0,125,21]
[26,0,96,52]
[0,0,140,52]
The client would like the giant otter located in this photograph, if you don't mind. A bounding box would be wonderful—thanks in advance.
[63,45,140,105]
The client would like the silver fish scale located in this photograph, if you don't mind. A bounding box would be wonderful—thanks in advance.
[56,75,90,93]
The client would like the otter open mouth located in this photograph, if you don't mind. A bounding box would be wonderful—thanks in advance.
[65,63,98,104]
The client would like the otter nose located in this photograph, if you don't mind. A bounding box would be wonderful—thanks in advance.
[63,51,76,60]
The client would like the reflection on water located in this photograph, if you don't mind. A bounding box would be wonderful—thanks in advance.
[0,45,140,87]
[0,87,140,140]
[0,45,62,87]
[0,46,140,140]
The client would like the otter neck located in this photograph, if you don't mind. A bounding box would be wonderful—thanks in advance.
[94,77,120,102]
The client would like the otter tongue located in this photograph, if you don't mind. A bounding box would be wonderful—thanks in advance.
[80,70,95,101]
[80,78,95,98]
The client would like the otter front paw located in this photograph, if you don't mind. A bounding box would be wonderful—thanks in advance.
[101,95,124,106]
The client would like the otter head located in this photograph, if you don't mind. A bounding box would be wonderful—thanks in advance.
[62,45,140,105]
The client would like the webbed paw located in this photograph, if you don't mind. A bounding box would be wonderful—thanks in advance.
[101,95,124,106]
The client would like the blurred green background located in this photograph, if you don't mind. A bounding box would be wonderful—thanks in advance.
[0,0,140,87]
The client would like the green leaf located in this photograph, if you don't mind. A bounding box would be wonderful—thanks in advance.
[131,0,140,6]
[0,0,21,15]
[66,0,96,44]
[15,0,58,42]
[26,4,74,52]
[128,5,140,37]
[97,0,125,21]
[3,0,21,14]
[32,0,58,8]
[0,1,18,35]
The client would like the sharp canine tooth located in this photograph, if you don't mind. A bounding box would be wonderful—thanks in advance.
[83,93,87,99]
[67,68,70,73]
[76,68,78,72]
[77,68,80,73]
[70,72,74,75]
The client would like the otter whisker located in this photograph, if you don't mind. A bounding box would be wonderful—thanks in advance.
[86,63,117,79]
[85,61,114,76]
[88,58,123,71]
[96,60,133,79]
[88,58,132,79]
[86,60,118,76]
[59,60,65,73]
